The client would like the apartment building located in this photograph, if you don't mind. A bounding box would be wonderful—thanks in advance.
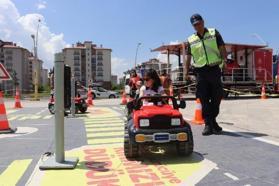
[63,41,112,89]
[0,41,47,94]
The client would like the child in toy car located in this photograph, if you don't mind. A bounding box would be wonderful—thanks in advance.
[124,69,194,159]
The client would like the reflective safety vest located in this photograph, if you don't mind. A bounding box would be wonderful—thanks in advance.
[188,28,222,68]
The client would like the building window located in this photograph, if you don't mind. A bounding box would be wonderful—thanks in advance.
[97,62,103,66]
[97,55,103,60]
[5,50,13,55]
[74,56,80,60]
[74,51,80,55]
[97,73,103,77]
[6,56,12,60]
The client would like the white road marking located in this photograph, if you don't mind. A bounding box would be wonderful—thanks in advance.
[25,158,45,186]
[0,127,38,139]
[35,108,47,115]
[224,172,239,181]
[223,128,279,147]
[182,159,217,186]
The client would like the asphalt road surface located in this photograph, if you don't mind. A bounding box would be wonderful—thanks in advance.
[0,98,278,186]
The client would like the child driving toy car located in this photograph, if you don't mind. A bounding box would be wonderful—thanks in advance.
[139,69,166,105]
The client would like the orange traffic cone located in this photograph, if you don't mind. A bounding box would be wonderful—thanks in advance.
[87,88,94,106]
[0,92,16,134]
[120,92,127,105]
[14,87,22,109]
[261,83,267,99]
[191,98,204,125]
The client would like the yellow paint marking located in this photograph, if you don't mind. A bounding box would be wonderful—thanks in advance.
[6,110,18,114]
[7,115,20,121]
[86,131,124,138]
[84,122,124,127]
[0,159,32,186]
[31,145,216,186]
[84,120,124,123]
[88,137,124,145]
[85,128,123,133]
[43,115,53,119]
[86,125,123,130]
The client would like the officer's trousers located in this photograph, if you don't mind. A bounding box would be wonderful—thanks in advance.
[195,66,223,125]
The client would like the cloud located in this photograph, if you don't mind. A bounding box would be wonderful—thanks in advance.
[36,1,47,10]
[0,0,67,69]
[111,57,132,78]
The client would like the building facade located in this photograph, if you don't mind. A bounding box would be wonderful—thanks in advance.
[0,41,47,94]
[63,41,112,89]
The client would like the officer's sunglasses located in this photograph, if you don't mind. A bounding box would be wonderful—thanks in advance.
[193,22,202,27]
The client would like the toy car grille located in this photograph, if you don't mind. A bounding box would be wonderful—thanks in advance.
[148,115,174,129]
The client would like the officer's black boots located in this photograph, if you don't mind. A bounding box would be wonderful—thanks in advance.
[202,119,222,136]
[212,118,222,133]
[202,125,212,136]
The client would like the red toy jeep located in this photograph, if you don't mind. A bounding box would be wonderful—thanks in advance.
[124,95,193,158]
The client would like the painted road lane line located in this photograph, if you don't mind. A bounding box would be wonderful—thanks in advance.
[223,128,279,146]
[224,172,240,181]
[87,137,124,145]
[0,159,32,185]
[85,125,123,129]
[86,131,124,137]
[86,129,123,133]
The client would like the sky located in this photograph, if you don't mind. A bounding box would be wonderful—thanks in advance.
[1,0,279,77]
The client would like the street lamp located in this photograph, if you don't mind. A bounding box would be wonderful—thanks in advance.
[134,42,141,68]
[31,19,41,100]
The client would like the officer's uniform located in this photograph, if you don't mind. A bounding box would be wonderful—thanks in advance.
[187,28,225,131]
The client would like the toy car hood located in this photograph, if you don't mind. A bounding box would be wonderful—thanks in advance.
[134,104,182,120]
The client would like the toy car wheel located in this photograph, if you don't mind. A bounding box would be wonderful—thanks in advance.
[79,106,87,113]
[176,128,194,156]
[124,127,139,159]
[48,104,55,114]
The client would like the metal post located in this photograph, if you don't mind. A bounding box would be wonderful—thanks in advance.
[70,76,75,117]
[39,53,78,170]
[167,49,170,74]
[182,42,186,82]
[134,43,141,68]
[54,53,65,162]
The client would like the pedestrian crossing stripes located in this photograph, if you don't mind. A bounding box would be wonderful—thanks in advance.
[8,114,53,121]
[0,159,32,185]
[83,107,125,146]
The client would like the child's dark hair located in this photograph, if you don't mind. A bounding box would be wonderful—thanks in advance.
[144,69,162,92]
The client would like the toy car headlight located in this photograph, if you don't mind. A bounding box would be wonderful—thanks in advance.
[139,119,149,127]
[171,118,181,126]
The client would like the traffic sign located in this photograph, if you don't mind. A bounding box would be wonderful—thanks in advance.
[0,63,12,81]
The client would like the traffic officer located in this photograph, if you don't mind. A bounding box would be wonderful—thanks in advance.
[185,14,227,135]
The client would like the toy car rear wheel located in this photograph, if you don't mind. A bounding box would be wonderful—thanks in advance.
[48,104,55,114]
[124,127,139,159]
[79,106,87,113]
[176,126,194,156]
